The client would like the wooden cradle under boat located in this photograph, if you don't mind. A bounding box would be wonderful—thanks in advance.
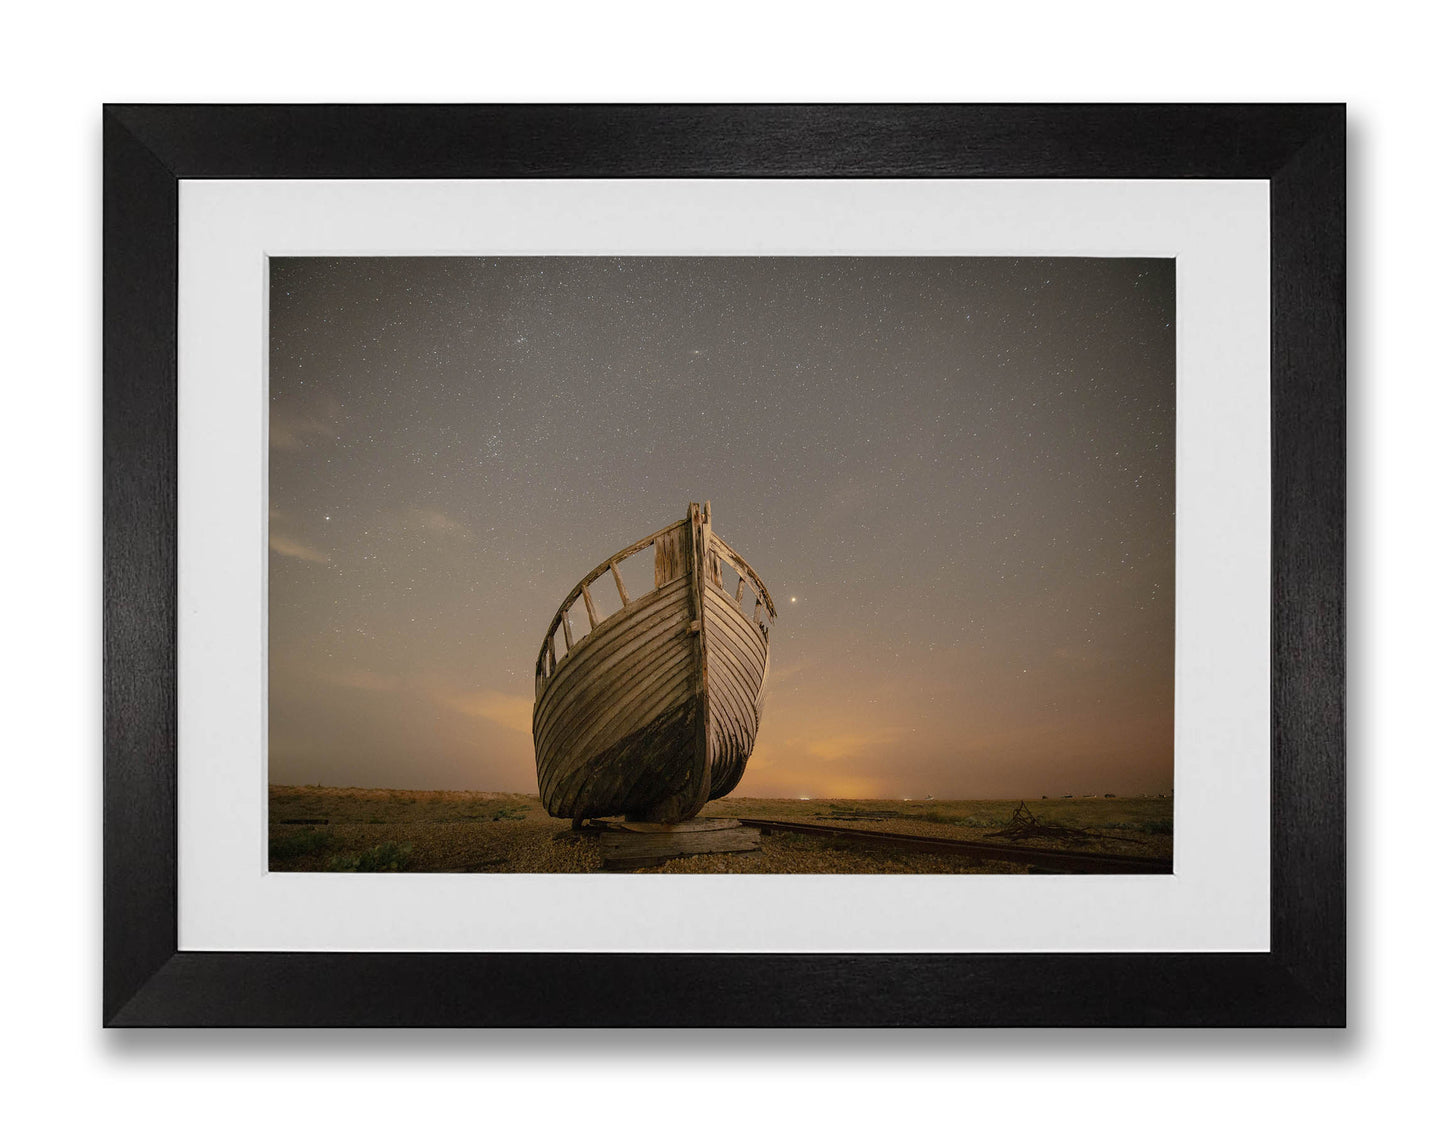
[533,502,777,825]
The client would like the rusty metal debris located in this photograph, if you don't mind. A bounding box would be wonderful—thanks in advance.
[984,801,1089,843]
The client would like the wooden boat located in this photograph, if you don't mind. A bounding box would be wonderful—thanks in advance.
[533,502,777,825]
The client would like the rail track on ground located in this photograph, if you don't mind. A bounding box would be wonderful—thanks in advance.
[737,818,1172,874]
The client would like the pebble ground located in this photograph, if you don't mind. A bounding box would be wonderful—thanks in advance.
[269,787,1172,875]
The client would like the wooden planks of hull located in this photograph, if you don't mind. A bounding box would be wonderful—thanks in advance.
[535,587,694,817]
[554,698,702,821]
[702,585,769,800]
[532,503,775,822]
[534,580,692,766]
[546,663,698,812]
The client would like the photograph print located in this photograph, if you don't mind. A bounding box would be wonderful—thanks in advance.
[268,255,1175,875]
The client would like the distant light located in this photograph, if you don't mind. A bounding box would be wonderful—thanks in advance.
[790,596,797,603]
[798,794,811,801]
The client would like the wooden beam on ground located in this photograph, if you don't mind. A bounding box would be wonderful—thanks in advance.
[592,817,760,870]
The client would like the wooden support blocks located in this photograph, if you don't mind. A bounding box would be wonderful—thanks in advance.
[590,817,761,870]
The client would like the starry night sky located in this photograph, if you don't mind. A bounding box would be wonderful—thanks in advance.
[269,256,1174,799]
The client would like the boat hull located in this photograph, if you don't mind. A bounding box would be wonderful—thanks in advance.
[701,583,769,801]
[532,504,774,822]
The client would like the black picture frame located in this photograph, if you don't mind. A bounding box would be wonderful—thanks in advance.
[103,104,1344,1027]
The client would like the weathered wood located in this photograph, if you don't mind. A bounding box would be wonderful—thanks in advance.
[711,532,777,619]
[595,818,761,870]
[654,525,686,586]
[550,665,694,790]
[553,697,698,819]
[534,593,693,793]
[533,517,687,676]
[706,585,768,671]
[541,647,693,803]
[533,504,774,822]
[706,633,762,730]
[735,575,746,602]
[536,602,688,746]
[701,588,767,797]
[683,502,713,819]
[535,580,686,713]
[533,585,690,750]
[533,583,687,735]
[601,830,760,863]
[610,817,742,833]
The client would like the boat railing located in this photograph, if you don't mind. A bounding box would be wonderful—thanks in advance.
[534,518,683,699]
[535,518,778,700]
[708,533,778,632]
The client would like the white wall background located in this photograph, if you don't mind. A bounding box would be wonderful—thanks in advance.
[1,2,1428,1123]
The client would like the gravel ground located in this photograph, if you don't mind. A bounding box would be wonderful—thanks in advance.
[705,795,1174,863]
[270,787,1172,874]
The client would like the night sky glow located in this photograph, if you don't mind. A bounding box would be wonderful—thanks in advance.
[269,256,1175,799]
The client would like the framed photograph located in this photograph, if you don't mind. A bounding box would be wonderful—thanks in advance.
[104,104,1343,1026]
